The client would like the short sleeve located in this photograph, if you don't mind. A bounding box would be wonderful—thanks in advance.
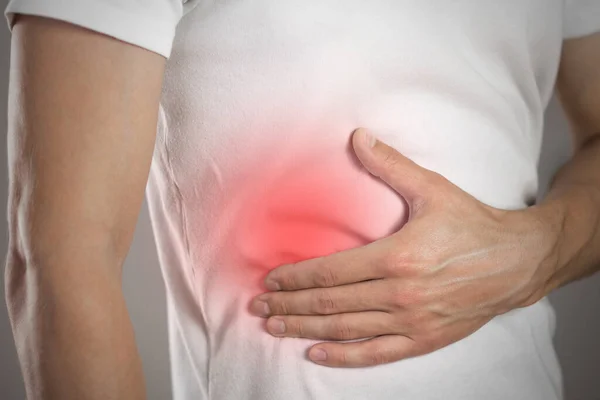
[4,0,190,58]
[563,0,600,39]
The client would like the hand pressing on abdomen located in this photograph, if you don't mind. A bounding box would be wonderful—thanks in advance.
[249,128,561,368]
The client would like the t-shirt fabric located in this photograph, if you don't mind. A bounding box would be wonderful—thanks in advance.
[5,1,600,400]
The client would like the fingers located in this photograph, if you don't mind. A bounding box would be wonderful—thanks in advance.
[250,279,393,317]
[264,240,390,291]
[264,311,396,341]
[308,334,419,368]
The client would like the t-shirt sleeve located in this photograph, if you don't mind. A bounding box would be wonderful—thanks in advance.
[563,0,600,39]
[4,0,187,58]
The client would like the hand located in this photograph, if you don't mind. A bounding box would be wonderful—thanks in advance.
[249,128,560,368]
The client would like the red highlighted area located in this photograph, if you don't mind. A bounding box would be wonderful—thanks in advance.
[231,157,389,273]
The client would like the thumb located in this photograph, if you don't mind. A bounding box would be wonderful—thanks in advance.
[352,128,437,207]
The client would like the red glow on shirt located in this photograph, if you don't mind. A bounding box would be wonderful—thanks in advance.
[231,160,376,273]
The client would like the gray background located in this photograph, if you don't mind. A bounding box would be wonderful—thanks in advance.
[0,19,599,400]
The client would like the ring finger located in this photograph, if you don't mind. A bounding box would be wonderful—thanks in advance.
[265,310,398,341]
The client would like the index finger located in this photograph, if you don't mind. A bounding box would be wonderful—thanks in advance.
[264,240,391,291]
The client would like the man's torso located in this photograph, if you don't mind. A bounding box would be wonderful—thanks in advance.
[147,2,564,399]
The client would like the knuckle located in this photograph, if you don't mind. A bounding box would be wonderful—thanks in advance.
[381,150,400,170]
[388,286,407,307]
[389,284,426,308]
[313,290,337,314]
[330,316,353,340]
[403,310,431,332]
[313,264,338,288]
[264,293,290,315]
[380,249,420,277]
[276,297,291,315]
[278,271,299,290]
[379,250,407,276]
[368,347,391,366]
[286,318,304,336]
[338,349,349,366]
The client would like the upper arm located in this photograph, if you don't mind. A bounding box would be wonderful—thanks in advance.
[7,16,166,272]
[556,32,600,149]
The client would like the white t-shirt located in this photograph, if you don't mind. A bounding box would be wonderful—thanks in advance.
[6,1,600,399]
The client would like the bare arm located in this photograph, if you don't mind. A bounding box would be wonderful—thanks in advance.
[538,31,600,292]
[5,16,165,399]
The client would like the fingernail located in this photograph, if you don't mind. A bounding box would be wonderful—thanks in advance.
[310,348,328,362]
[267,318,286,335]
[265,278,281,291]
[251,300,271,317]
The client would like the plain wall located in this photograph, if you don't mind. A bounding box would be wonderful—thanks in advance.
[0,18,598,400]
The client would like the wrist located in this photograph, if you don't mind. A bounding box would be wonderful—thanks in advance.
[528,199,567,295]
[532,185,600,294]
[493,200,564,308]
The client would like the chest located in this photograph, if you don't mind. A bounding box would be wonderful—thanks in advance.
[156,0,564,210]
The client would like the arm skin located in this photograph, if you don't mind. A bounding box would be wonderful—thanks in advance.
[540,31,600,293]
[4,16,165,399]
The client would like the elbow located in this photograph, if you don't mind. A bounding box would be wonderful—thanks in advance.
[4,243,30,343]
[4,179,30,327]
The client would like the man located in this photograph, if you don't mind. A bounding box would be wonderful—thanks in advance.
[3,1,600,399]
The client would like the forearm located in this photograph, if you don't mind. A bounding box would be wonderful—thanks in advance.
[5,248,145,400]
[3,15,165,400]
[537,134,600,293]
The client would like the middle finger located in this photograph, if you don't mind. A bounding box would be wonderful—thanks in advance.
[250,279,390,317]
